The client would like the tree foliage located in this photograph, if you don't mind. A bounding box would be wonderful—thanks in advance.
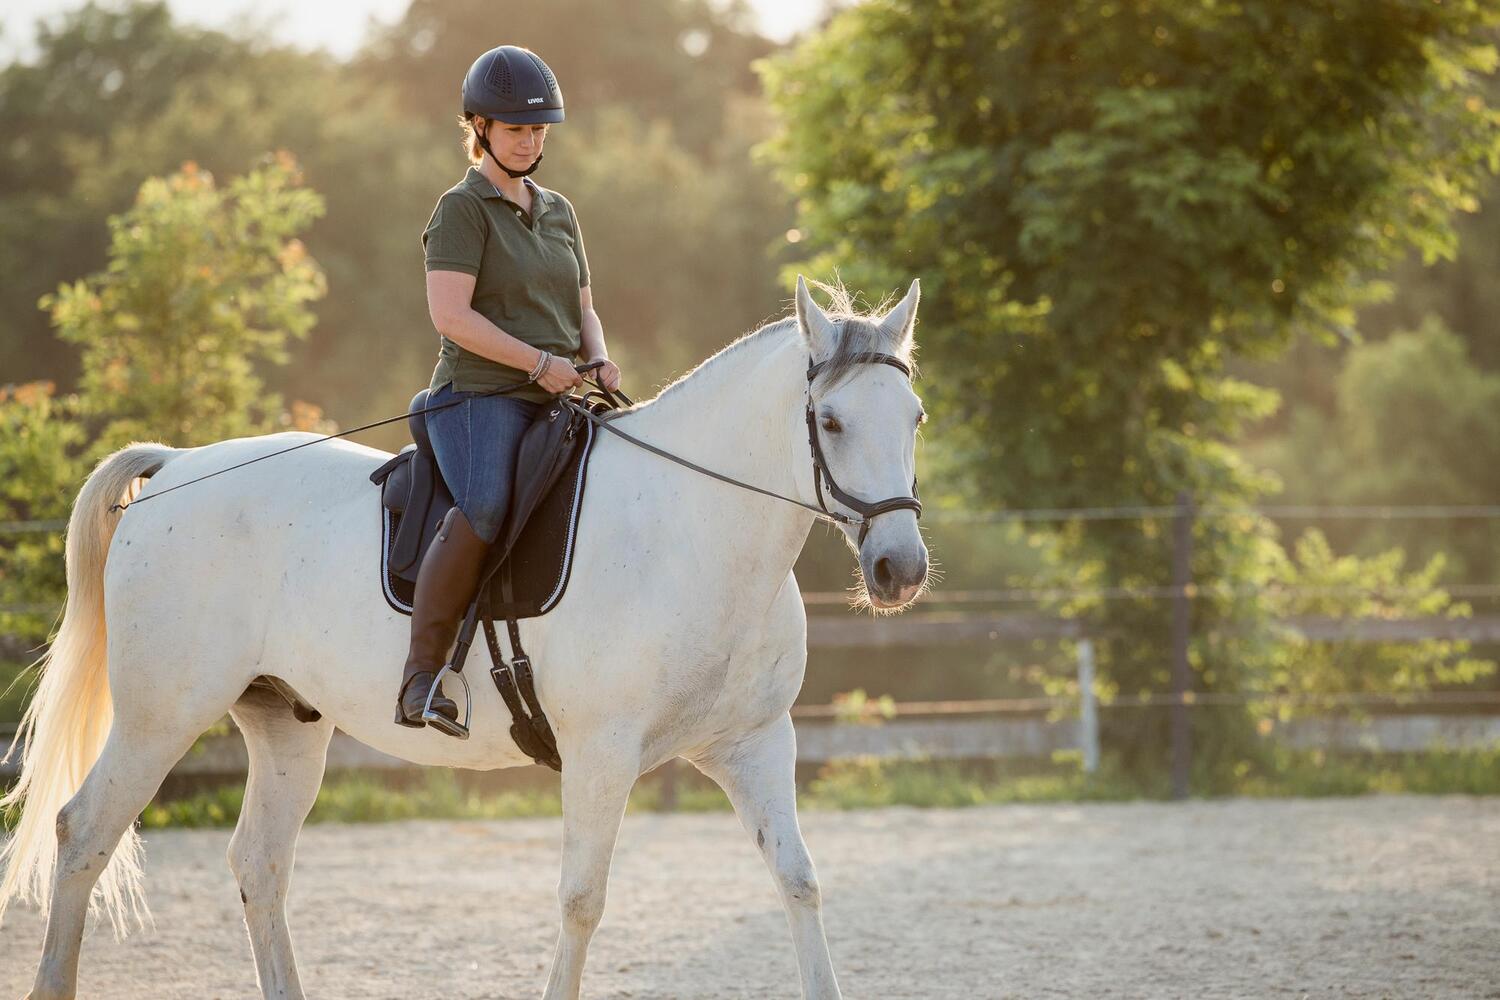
[1249,319,1500,582]
[0,156,327,647]
[0,384,83,647]
[0,0,794,430]
[1267,529,1492,704]
[759,0,1500,779]
[40,156,328,452]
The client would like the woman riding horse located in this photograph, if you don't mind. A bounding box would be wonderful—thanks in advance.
[396,45,623,733]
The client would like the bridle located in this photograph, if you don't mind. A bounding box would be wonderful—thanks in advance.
[804,351,922,545]
[569,351,922,546]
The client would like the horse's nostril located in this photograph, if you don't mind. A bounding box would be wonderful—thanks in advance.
[874,557,894,590]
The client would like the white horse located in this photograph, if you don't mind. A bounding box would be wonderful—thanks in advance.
[0,274,929,999]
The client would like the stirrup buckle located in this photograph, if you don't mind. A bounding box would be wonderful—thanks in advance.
[421,661,472,740]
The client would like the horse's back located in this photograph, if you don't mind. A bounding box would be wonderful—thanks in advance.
[135,432,389,506]
[105,432,392,620]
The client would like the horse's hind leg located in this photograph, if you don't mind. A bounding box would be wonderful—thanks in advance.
[694,714,841,1000]
[226,684,334,1000]
[30,696,235,999]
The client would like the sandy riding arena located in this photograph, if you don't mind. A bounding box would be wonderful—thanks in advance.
[2,796,1496,998]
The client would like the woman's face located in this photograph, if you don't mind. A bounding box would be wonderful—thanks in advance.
[481,119,549,170]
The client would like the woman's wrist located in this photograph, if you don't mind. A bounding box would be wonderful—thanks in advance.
[528,349,551,382]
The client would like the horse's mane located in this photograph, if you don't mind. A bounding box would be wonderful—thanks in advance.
[635,276,917,412]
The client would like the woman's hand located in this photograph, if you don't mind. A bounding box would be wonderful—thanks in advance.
[587,358,622,392]
[537,353,583,394]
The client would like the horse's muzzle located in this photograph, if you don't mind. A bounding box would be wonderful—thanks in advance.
[861,544,928,608]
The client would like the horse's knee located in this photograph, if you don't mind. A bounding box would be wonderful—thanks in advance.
[559,882,606,933]
[775,858,821,909]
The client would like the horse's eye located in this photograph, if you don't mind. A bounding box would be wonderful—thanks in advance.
[821,415,843,434]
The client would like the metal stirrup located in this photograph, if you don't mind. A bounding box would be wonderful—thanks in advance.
[421,661,473,739]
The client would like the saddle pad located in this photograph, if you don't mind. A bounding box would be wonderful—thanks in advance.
[377,417,595,620]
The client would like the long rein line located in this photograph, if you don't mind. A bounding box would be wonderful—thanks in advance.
[107,380,539,514]
[562,397,857,528]
[106,362,861,530]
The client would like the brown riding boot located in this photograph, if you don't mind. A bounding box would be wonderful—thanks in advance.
[394,506,492,735]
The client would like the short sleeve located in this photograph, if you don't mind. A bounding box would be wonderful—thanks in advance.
[567,199,591,288]
[422,191,486,275]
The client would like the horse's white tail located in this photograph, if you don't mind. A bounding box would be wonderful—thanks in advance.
[0,442,182,932]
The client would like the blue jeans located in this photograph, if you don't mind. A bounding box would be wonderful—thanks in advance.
[425,381,544,545]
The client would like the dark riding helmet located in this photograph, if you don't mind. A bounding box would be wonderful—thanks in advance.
[462,45,565,126]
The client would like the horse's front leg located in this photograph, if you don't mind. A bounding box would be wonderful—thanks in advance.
[695,714,841,999]
[541,745,639,1000]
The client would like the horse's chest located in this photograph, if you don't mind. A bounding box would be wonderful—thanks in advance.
[642,604,805,742]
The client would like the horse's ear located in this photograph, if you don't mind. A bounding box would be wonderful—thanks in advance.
[879,278,920,351]
[794,274,838,356]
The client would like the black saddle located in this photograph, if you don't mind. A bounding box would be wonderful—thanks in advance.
[371,388,603,619]
[370,385,618,766]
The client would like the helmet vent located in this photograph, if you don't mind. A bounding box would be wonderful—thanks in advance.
[539,64,558,93]
[486,56,514,98]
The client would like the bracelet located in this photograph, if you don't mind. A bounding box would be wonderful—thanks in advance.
[528,350,551,383]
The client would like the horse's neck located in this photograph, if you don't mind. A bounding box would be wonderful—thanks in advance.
[614,326,815,593]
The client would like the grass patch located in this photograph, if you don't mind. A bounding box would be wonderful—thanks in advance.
[11,747,1498,832]
[1237,746,1500,798]
[140,771,566,829]
[801,756,1139,810]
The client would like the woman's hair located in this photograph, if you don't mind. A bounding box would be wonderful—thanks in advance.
[457,114,484,165]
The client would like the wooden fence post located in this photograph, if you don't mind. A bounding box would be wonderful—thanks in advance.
[1170,491,1195,799]
[1077,638,1099,774]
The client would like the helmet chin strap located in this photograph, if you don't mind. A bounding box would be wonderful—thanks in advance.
[475,118,543,178]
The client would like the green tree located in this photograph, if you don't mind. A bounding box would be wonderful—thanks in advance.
[759,0,1500,781]
[0,1,797,435]
[40,155,328,452]
[0,1,248,386]
[1248,319,1500,583]
[0,383,84,648]
[1265,529,1492,705]
[357,0,778,159]
[0,155,326,661]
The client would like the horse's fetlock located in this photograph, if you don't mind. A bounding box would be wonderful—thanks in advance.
[560,884,605,931]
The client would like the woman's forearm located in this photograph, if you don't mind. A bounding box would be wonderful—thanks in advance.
[578,307,607,361]
[439,308,544,372]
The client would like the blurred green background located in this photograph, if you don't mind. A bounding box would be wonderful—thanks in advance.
[3,0,1500,795]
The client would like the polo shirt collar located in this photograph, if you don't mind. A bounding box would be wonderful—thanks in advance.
[464,166,551,220]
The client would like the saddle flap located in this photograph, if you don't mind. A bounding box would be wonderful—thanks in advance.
[376,390,597,622]
[388,448,444,576]
[373,444,417,513]
[496,401,589,558]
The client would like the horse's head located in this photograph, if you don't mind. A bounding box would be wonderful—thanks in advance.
[794,274,930,612]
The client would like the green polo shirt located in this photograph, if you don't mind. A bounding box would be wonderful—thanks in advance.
[422,166,591,403]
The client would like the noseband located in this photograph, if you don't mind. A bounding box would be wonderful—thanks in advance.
[805,352,923,546]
